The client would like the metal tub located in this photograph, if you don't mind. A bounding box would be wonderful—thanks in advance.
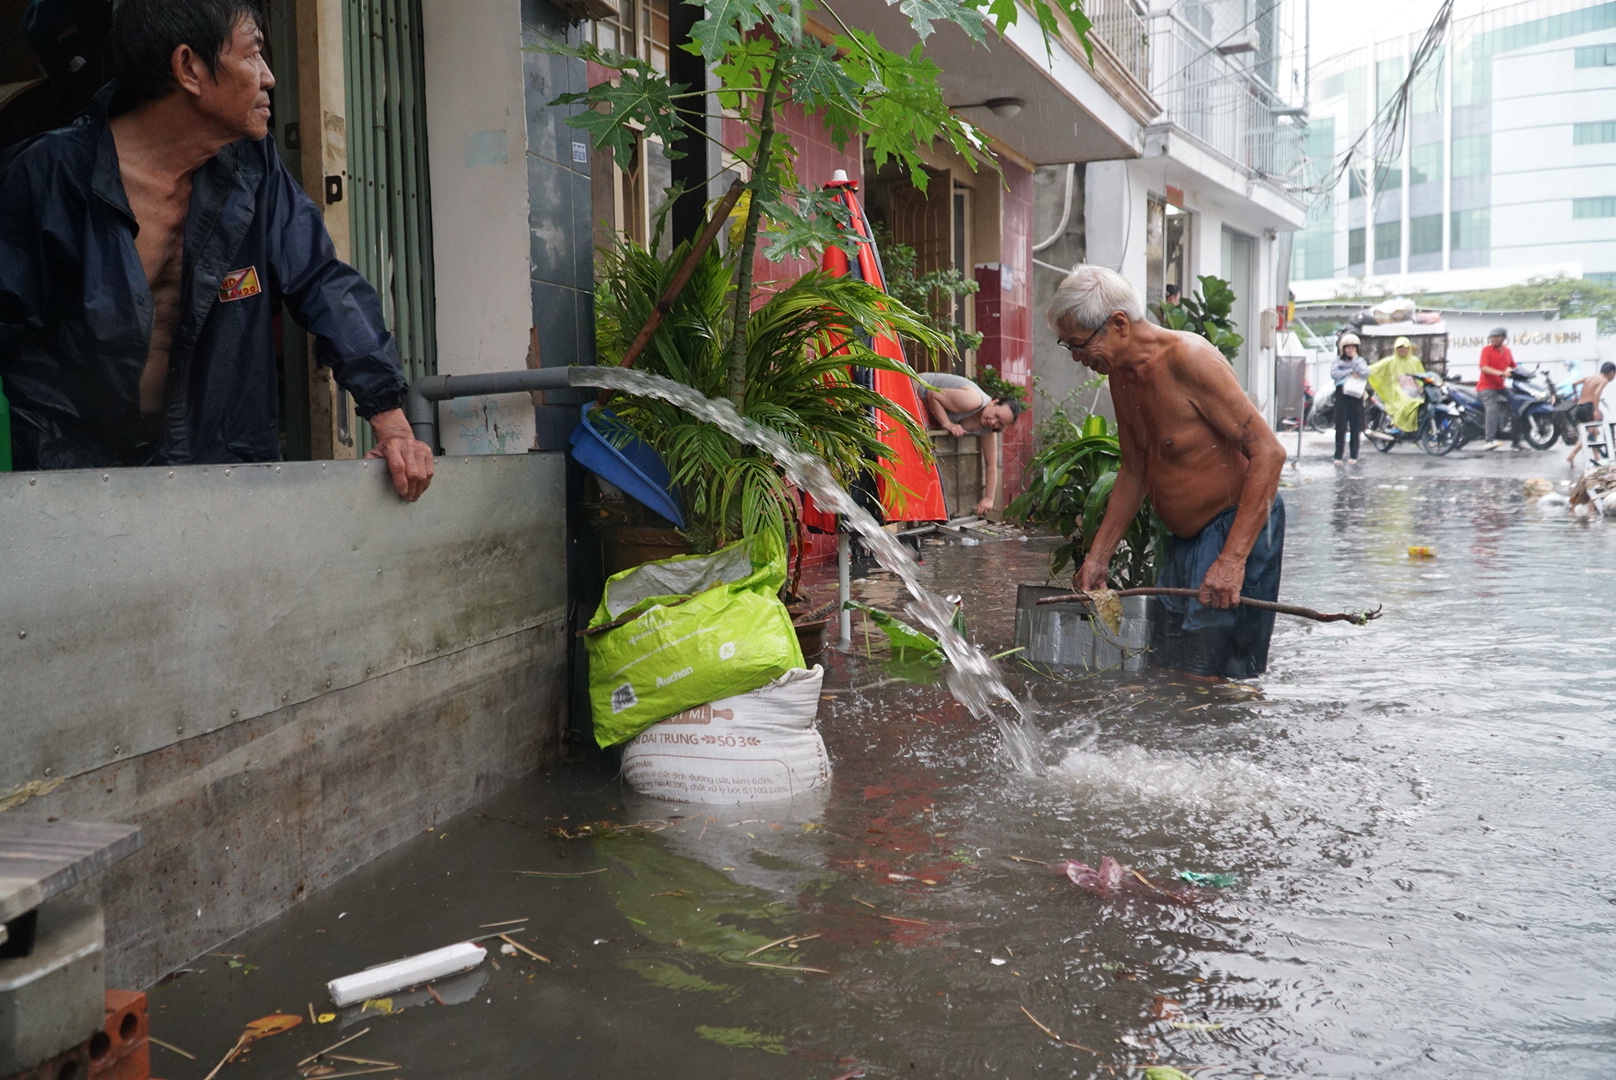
[1014,585,1153,672]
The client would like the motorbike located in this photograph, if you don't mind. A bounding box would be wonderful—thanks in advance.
[1307,386,1335,433]
[1445,368,1560,450]
[1363,371,1464,456]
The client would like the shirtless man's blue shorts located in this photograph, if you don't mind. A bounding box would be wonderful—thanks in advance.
[1149,497,1285,679]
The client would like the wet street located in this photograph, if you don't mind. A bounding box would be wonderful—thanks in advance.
[149,436,1616,1080]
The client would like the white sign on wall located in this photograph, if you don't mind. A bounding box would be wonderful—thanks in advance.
[1440,314,1600,377]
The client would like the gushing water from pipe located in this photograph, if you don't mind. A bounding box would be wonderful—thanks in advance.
[579,366,1050,773]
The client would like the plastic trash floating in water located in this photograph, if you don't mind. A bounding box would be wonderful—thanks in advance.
[1049,857,1205,903]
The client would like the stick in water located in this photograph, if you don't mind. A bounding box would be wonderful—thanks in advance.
[1035,587,1382,626]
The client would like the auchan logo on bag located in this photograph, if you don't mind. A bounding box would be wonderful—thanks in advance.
[655,666,693,689]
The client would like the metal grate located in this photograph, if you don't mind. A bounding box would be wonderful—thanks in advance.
[343,0,438,450]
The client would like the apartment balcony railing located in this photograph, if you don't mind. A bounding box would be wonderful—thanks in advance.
[1145,8,1305,183]
[1086,0,1151,89]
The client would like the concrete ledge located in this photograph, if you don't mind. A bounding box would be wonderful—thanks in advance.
[13,621,566,989]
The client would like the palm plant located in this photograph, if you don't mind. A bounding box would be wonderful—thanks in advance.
[1003,412,1162,587]
[596,237,948,552]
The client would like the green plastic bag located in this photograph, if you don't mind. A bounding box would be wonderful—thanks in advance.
[587,537,804,747]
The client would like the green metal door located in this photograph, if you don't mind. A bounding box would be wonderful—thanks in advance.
[343,0,437,450]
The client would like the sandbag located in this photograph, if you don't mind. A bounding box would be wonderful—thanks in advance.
[621,667,830,803]
[587,538,803,747]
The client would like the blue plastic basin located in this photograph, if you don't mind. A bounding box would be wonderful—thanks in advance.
[569,402,686,529]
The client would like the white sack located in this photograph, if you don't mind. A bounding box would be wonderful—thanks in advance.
[622,666,829,803]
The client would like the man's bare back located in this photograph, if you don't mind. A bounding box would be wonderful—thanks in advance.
[111,118,194,418]
[1109,330,1260,539]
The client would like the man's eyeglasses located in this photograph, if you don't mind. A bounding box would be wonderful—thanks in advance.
[1058,323,1106,356]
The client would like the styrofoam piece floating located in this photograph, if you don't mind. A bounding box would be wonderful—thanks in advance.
[326,941,487,1007]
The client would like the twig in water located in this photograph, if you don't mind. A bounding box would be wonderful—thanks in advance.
[512,868,608,878]
[744,935,798,958]
[149,1036,196,1060]
[747,961,830,973]
[1035,588,1383,626]
[426,983,446,1006]
[1007,854,1047,865]
[297,1028,371,1069]
[478,917,530,927]
[1019,1006,1101,1053]
[499,934,551,963]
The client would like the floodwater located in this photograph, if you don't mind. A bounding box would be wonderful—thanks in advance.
[151,440,1616,1080]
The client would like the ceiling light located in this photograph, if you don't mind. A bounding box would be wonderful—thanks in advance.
[950,97,1026,119]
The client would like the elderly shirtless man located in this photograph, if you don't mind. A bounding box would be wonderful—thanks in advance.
[1049,266,1287,680]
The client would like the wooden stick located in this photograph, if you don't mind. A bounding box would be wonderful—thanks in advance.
[297,1028,370,1069]
[1034,587,1383,626]
[1019,1006,1101,1053]
[596,178,746,407]
[201,1035,247,1080]
[149,1036,196,1061]
[498,933,551,963]
[746,961,829,973]
[744,935,797,958]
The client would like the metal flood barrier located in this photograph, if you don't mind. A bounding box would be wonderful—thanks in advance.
[0,454,566,796]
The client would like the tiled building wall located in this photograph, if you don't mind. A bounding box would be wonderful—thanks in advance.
[742,103,865,300]
[975,155,1035,504]
[522,0,596,450]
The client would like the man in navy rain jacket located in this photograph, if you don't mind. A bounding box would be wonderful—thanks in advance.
[0,0,433,500]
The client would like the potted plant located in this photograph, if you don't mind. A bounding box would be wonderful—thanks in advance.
[547,0,1095,636]
[1004,411,1161,586]
[1151,275,1244,362]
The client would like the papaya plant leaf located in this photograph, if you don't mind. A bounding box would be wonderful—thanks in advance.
[685,0,770,65]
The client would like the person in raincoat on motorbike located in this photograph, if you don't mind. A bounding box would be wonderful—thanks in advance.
[1367,337,1425,433]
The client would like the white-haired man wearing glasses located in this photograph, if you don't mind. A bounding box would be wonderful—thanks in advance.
[1048,266,1287,681]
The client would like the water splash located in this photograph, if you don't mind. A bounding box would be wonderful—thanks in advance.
[578,366,1049,773]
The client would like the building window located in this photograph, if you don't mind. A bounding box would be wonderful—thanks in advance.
[1376,56,1406,111]
[1410,142,1443,186]
[1409,214,1442,255]
[1374,161,1402,193]
[1349,169,1365,199]
[1144,197,1191,309]
[1348,227,1366,266]
[1374,221,1401,262]
[1452,135,1491,178]
[1588,272,1616,286]
[1573,197,1616,218]
[1452,208,1490,249]
[591,0,671,72]
[1574,121,1616,144]
[1575,44,1616,68]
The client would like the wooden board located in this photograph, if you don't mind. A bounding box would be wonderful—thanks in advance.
[0,816,143,922]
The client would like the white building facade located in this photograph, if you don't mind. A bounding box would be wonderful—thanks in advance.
[1035,0,1311,422]
[1291,0,1616,299]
